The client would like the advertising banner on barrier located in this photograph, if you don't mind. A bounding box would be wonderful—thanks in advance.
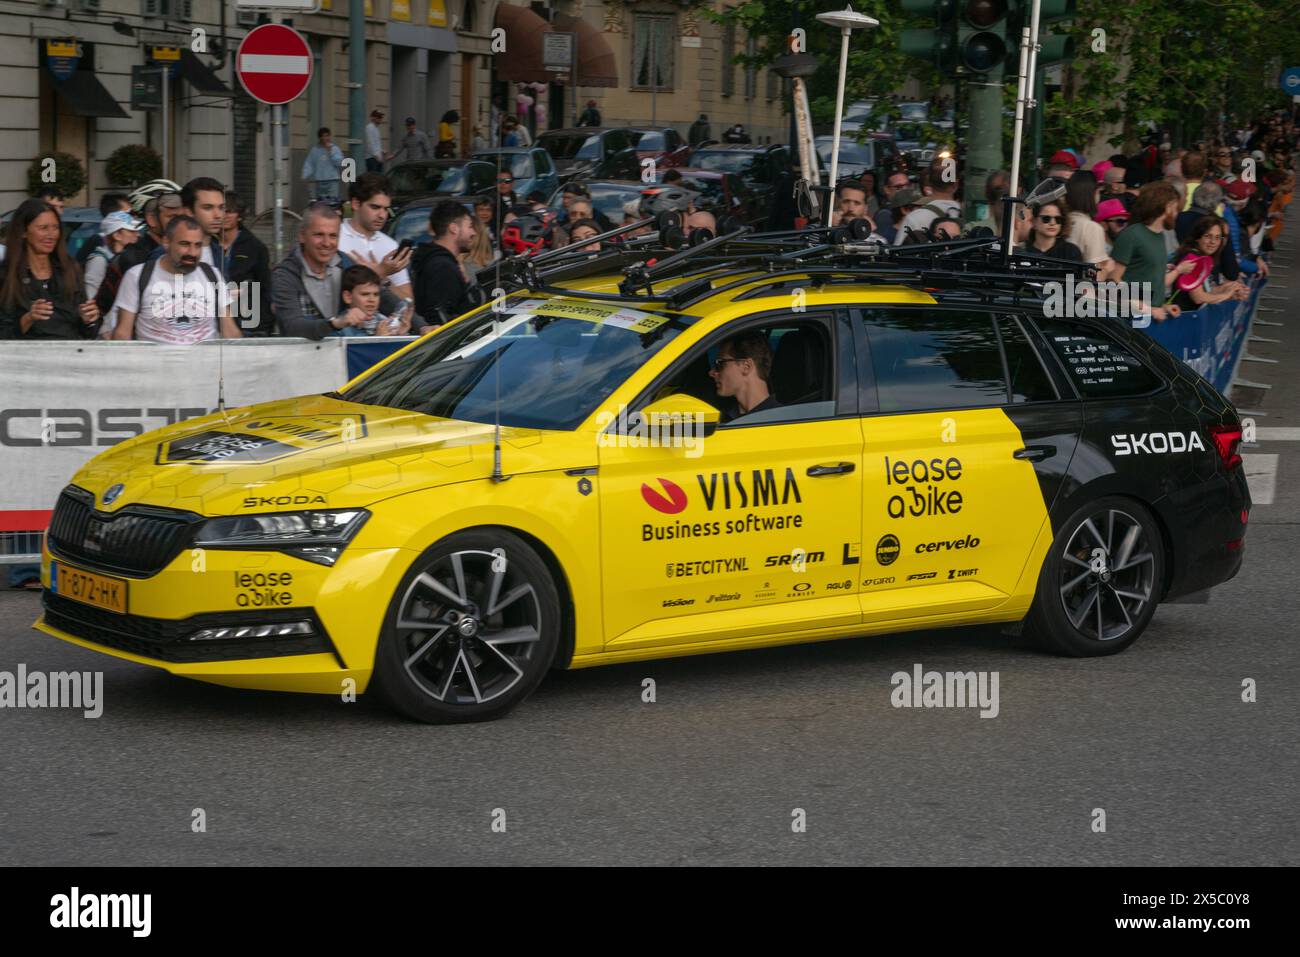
[0,340,347,524]
[1140,276,1264,394]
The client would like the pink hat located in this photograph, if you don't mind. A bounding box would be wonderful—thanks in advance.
[1094,198,1129,223]
[1091,159,1114,179]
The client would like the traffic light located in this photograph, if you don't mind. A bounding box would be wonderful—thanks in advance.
[899,0,958,74]
[1009,0,1077,66]
[957,0,1009,75]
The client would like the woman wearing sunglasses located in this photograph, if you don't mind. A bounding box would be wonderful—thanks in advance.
[1017,200,1083,261]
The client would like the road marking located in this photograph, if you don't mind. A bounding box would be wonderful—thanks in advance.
[1254,428,1300,441]
[1242,453,1277,505]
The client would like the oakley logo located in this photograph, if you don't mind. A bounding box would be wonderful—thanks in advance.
[641,478,688,514]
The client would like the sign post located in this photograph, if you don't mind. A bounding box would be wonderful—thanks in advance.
[235,21,313,261]
[542,32,574,130]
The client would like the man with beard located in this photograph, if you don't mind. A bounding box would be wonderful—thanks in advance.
[411,199,477,326]
[112,216,239,342]
[1109,181,1191,322]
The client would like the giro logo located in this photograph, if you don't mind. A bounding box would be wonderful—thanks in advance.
[641,478,688,514]
[1111,432,1206,456]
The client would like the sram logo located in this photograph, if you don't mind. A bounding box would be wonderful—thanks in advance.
[1111,431,1206,455]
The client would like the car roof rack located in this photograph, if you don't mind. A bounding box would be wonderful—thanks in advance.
[483,214,1098,312]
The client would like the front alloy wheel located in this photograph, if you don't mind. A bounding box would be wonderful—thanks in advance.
[373,530,561,722]
[1026,496,1165,657]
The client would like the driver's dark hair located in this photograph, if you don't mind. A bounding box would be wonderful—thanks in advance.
[429,198,471,237]
[350,172,393,204]
[721,330,773,383]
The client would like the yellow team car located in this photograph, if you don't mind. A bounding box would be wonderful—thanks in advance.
[36,230,1249,722]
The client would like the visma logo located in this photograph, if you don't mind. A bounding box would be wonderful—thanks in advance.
[641,478,688,514]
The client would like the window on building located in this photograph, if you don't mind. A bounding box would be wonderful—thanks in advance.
[766,66,779,102]
[633,15,675,91]
[744,35,757,100]
[721,23,735,97]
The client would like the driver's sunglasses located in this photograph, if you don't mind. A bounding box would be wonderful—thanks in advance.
[1037,214,1062,224]
[711,356,745,372]
[497,177,513,184]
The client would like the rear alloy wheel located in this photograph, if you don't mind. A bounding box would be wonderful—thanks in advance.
[1025,497,1164,657]
[372,530,560,723]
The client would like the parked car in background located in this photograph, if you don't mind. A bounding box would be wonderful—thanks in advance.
[536,128,641,184]
[629,127,691,169]
[385,159,498,207]
[652,168,760,227]
[814,134,901,181]
[387,197,479,247]
[686,142,791,216]
[545,180,646,227]
[470,147,561,201]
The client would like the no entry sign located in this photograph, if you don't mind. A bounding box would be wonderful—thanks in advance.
[235,24,312,105]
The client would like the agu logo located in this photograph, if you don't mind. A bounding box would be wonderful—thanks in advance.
[642,477,688,514]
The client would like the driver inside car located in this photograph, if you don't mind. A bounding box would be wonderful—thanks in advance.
[709,331,783,423]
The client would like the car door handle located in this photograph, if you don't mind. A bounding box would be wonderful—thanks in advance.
[807,462,856,477]
[1013,445,1056,462]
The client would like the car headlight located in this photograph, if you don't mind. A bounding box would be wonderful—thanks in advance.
[194,509,370,566]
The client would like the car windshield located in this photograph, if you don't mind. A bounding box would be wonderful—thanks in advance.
[689,151,756,175]
[816,139,875,166]
[636,131,666,151]
[390,209,436,244]
[389,164,469,195]
[540,133,602,161]
[475,153,534,178]
[342,298,696,430]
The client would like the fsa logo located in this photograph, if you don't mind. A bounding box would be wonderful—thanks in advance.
[641,478,688,514]
[1111,431,1205,456]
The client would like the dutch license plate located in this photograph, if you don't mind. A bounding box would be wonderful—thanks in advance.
[51,561,128,614]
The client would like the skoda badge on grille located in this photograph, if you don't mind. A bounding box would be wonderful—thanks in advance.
[102,484,124,506]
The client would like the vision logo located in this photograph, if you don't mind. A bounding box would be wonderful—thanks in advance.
[641,478,688,514]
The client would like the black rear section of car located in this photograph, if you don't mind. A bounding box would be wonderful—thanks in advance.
[1018,312,1250,602]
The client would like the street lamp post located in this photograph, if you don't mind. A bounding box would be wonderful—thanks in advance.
[815,5,880,226]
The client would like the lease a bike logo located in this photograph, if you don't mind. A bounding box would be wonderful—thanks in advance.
[1110,432,1206,456]
[641,478,688,514]
[884,455,964,519]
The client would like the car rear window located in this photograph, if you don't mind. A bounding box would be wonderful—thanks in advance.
[1034,318,1163,398]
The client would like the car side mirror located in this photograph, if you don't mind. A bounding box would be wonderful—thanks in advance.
[607,393,720,451]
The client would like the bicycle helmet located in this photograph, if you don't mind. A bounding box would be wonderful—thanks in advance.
[128,179,182,213]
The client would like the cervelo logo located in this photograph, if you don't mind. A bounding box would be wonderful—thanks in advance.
[641,478,688,514]
[1111,432,1206,456]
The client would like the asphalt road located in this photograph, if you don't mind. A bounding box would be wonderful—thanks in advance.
[2,248,1298,868]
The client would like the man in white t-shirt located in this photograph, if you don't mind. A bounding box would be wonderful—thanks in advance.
[112,216,240,343]
[339,172,413,301]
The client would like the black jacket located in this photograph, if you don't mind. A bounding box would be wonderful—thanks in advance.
[411,242,472,326]
[225,230,274,336]
[0,262,98,339]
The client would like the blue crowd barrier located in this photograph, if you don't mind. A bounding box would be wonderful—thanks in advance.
[1140,276,1264,394]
